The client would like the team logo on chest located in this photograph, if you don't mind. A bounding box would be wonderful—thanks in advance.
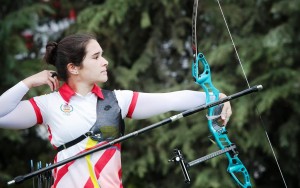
[60,103,73,115]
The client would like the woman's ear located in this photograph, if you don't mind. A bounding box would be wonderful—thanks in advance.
[66,63,79,75]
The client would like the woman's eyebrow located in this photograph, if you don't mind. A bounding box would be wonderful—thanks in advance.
[92,50,103,56]
[91,51,101,57]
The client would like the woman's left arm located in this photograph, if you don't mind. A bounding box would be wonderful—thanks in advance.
[131,90,232,125]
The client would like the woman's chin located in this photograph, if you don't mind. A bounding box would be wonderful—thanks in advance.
[99,77,108,83]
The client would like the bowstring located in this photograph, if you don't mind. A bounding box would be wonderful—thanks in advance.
[216,0,288,187]
[192,0,199,57]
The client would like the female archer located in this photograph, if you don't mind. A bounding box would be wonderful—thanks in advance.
[0,33,231,187]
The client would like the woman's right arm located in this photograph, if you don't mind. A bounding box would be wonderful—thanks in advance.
[0,82,37,129]
[0,70,59,129]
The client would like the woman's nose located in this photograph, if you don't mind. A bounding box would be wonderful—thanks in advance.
[100,57,108,66]
[103,58,108,66]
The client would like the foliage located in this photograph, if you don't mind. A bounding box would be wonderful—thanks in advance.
[0,1,56,187]
[0,0,299,187]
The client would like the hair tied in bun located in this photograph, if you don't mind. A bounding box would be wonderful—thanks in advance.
[44,41,58,66]
[46,42,58,49]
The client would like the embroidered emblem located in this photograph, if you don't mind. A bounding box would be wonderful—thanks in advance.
[60,103,73,115]
[104,105,111,111]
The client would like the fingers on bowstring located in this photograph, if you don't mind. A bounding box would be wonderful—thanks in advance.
[50,72,58,78]
[53,72,60,90]
[49,71,59,91]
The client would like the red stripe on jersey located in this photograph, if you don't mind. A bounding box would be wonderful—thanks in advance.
[53,155,58,177]
[52,160,76,188]
[84,178,94,188]
[47,125,57,149]
[126,92,139,118]
[53,142,121,187]
[94,149,116,179]
[29,98,43,124]
[118,168,123,188]
[84,149,116,187]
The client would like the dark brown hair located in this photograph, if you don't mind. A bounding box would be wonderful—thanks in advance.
[44,33,96,81]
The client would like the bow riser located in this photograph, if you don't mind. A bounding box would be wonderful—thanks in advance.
[193,52,252,188]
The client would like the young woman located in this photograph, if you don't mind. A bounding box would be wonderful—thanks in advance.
[0,33,231,187]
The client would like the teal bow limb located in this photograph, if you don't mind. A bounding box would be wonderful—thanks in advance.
[193,52,252,188]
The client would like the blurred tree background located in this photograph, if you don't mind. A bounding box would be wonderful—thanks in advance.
[0,0,299,187]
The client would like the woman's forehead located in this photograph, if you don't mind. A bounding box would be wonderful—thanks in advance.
[86,39,102,54]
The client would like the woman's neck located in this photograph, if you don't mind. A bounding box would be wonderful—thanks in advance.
[67,80,94,96]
